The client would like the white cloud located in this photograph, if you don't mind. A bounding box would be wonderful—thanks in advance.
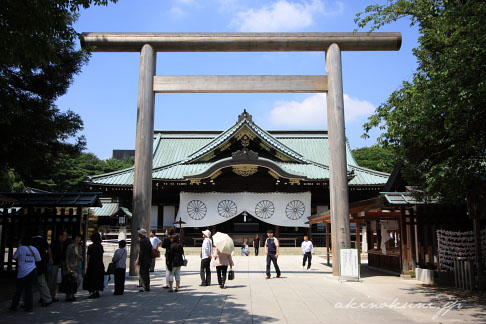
[269,93,375,127]
[230,0,342,32]
[343,94,375,122]
[169,6,187,18]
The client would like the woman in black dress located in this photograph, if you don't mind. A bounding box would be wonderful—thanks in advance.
[86,232,105,298]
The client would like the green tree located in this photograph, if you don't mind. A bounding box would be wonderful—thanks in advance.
[352,145,396,173]
[33,152,134,192]
[0,0,117,191]
[355,0,486,201]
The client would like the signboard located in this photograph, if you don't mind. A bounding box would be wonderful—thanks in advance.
[339,248,360,281]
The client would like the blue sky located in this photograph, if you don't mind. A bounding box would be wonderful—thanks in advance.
[56,0,420,159]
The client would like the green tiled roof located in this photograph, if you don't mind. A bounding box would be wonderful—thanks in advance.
[181,116,308,164]
[1,192,102,207]
[93,199,133,217]
[88,111,389,186]
[381,192,441,204]
[93,201,119,217]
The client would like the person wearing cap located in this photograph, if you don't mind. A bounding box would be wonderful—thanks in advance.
[135,229,152,292]
[264,230,281,279]
[200,229,212,286]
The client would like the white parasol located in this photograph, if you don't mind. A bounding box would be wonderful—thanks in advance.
[212,232,234,255]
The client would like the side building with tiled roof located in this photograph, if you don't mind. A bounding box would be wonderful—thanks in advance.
[87,110,389,245]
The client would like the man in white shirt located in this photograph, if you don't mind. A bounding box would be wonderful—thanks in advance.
[9,236,41,312]
[149,230,162,272]
[301,235,315,270]
[200,230,212,286]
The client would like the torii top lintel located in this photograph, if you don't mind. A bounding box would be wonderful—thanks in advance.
[80,32,401,52]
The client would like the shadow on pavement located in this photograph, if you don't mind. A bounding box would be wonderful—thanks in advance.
[1,281,279,324]
[398,284,486,322]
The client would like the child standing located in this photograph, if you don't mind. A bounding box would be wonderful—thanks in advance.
[112,240,127,295]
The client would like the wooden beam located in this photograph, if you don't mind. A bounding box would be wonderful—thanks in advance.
[409,208,417,269]
[369,221,375,250]
[326,223,330,265]
[376,220,382,253]
[416,206,425,268]
[355,219,361,265]
[365,221,371,251]
[153,75,328,93]
[0,208,7,272]
[81,32,402,52]
[362,211,401,218]
[399,207,408,271]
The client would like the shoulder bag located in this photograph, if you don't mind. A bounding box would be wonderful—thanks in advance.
[108,249,125,275]
[151,248,160,258]
[182,253,188,267]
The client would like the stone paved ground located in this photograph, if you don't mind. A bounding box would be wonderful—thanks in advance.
[1,255,485,324]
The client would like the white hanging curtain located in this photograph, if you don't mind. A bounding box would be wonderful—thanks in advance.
[176,191,311,228]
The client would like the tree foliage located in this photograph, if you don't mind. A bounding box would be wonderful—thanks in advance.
[33,152,134,192]
[352,145,396,173]
[0,0,116,191]
[356,0,486,201]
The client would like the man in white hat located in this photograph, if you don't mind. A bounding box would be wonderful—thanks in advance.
[200,229,212,286]
[136,229,152,292]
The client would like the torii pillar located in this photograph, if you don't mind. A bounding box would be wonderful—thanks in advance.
[80,32,402,276]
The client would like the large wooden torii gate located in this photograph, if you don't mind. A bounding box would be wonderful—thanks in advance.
[81,32,401,276]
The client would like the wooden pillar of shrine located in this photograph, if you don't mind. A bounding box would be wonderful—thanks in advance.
[326,43,351,276]
[130,44,156,276]
[399,206,408,271]
[326,222,331,265]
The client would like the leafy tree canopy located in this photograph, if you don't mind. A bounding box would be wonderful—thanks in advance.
[352,145,396,173]
[356,0,486,201]
[33,152,134,192]
[0,0,116,191]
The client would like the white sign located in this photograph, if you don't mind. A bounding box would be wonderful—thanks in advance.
[339,248,360,281]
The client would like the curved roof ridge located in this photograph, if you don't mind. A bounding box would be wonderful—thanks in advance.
[180,111,310,164]
[181,118,245,163]
[349,164,390,177]
[153,133,162,156]
[245,119,308,163]
[88,166,134,181]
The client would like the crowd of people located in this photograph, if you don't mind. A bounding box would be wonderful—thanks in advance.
[8,227,315,313]
[8,229,127,313]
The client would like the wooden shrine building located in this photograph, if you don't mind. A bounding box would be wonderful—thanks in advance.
[0,192,102,273]
[308,164,474,280]
[87,111,389,246]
